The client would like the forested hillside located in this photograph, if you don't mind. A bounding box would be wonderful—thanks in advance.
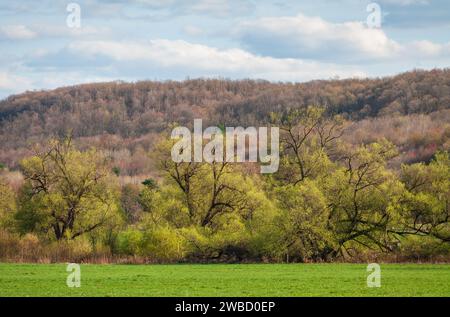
[1,69,450,263]
[0,69,449,172]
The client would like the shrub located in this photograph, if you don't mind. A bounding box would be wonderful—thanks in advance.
[142,178,157,189]
[0,229,20,260]
[19,233,41,261]
[141,226,185,262]
[400,235,450,261]
[116,229,144,256]
[112,167,121,176]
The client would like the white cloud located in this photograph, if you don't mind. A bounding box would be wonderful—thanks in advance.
[407,40,447,57]
[237,13,402,62]
[0,23,110,41]
[0,68,117,99]
[0,71,33,91]
[3,38,365,97]
[65,39,366,81]
[0,25,36,40]
[235,12,450,64]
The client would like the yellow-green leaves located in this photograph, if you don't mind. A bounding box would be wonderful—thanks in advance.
[18,137,121,240]
[0,178,16,228]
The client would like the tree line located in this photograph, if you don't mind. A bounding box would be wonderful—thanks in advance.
[0,106,448,263]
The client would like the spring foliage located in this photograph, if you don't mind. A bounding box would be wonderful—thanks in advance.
[0,106,449,263]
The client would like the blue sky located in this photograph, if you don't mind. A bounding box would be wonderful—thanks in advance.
[0,0,449,99]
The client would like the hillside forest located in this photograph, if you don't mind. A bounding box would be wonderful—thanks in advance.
[0,68,449,263]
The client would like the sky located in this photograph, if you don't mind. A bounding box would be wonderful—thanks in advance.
[0,0,449,99]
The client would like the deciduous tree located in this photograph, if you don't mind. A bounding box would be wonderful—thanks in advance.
[17,137,121,240]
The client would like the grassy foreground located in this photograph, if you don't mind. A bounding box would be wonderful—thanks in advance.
[0,263,449,297]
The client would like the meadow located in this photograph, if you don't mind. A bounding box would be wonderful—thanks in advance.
[0,263,449,297]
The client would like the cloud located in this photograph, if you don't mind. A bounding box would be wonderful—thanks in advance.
[235,12,450,63]
[1,0,449,99]
[30,39,366,82]
[407,40,450,57]
[8,38,365,98]
[236,13,402,62]
[0,21,111,42]
[0,71,34,98]
[0,25,37,40]
[0,68,118,99]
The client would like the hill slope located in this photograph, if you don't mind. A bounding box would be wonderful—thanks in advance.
[0,68,449,172]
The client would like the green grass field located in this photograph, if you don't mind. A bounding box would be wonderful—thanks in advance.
[0,263,449,297]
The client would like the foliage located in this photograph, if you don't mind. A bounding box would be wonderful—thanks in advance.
[141,178,157,189]
[323,140,403,256]
[0,102,449,263]
[273,106,342,184]
[0,179,16,228]
[273,180,335,261]
[398,151,450,242]
[16,137,122,240]
[112,166,121,176]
